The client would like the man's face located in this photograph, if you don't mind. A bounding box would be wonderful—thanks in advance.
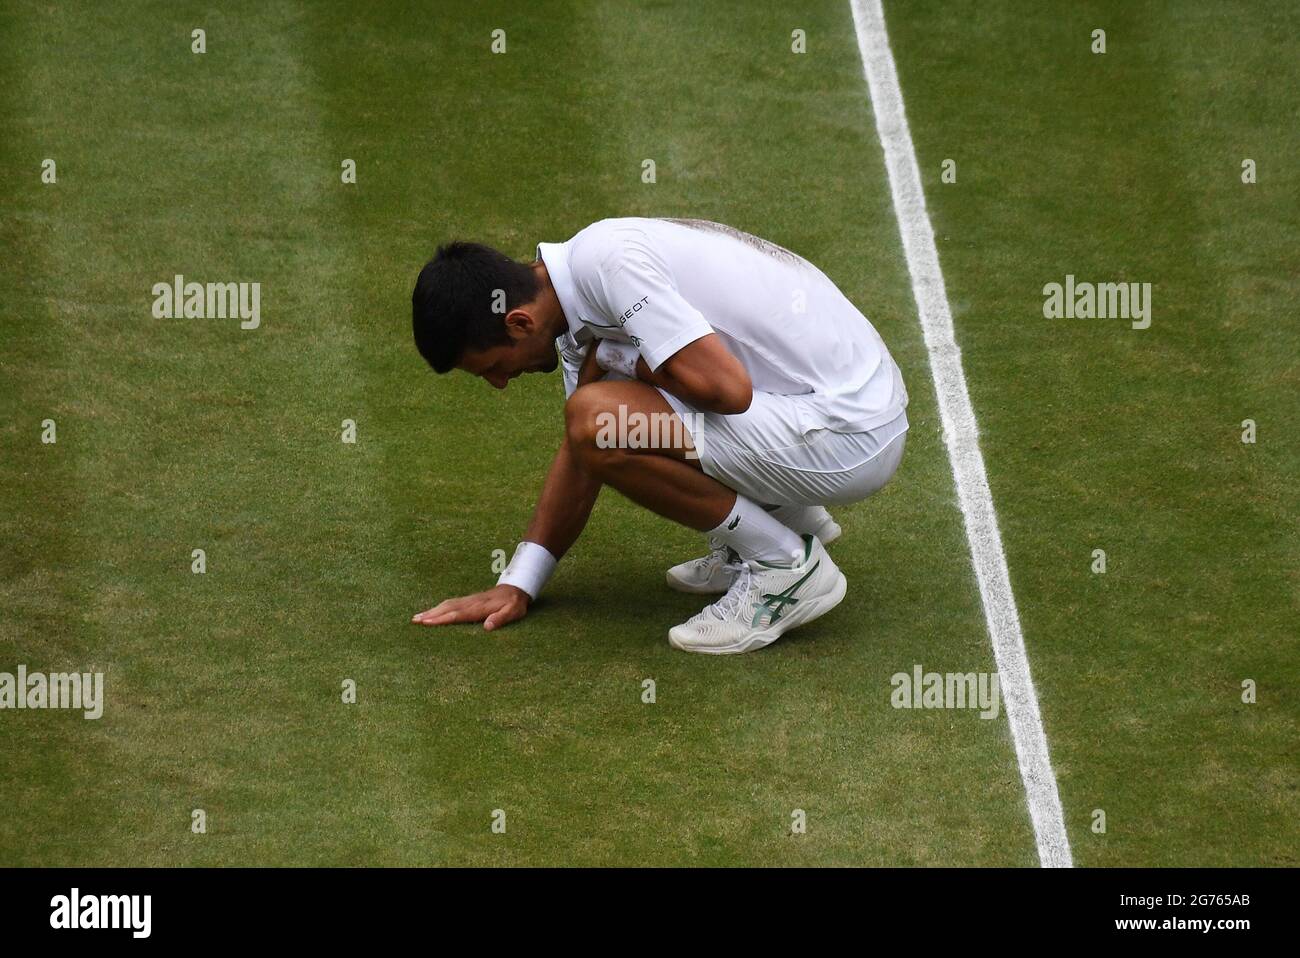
[458,330,558,390]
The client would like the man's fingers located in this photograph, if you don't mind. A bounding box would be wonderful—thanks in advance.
[413,596,510,627]
[412,600,477,626]
[411,602,452,624]
[411,588,523,630]
[415,611,456,626]
[483,603,522,632]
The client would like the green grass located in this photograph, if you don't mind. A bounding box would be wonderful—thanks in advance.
[887,0,1299,865]
[1,0,1294,866]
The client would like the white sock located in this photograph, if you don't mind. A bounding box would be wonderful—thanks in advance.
[710,496,805,565]
[764,504,833,536]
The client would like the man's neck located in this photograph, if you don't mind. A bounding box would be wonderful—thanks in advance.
[532,260,569,339]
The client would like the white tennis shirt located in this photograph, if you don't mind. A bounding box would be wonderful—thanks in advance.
[538,217,907,434]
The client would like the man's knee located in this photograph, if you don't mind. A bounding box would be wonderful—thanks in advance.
[564,383,616,459]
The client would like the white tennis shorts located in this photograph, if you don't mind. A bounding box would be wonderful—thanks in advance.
[657,388,907,507]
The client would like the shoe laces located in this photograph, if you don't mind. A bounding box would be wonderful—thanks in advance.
[696,536,732,572]
[708,558,754,622]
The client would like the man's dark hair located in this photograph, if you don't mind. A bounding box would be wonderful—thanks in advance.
[411,241,541,373]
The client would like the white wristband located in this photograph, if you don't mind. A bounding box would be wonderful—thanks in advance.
[595,340,640,380]
[497,541,557,600]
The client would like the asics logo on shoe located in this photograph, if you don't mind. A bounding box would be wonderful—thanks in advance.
[753,561,819,626]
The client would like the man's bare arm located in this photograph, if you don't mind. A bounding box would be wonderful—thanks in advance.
[522,435,601,559]
[631,333,753,415]
[411,436,599,631]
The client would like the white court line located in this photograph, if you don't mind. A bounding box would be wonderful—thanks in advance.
[849,0,1073,867]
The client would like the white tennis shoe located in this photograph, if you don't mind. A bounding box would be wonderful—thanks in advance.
[665,513,841,595]
[668,535,847,655]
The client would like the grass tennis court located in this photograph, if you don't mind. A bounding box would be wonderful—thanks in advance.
[1,0,1294,866]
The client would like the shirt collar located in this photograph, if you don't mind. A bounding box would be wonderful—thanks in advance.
[536,241,590,343]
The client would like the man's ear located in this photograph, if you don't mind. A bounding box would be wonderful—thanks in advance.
[503,307,536,341]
